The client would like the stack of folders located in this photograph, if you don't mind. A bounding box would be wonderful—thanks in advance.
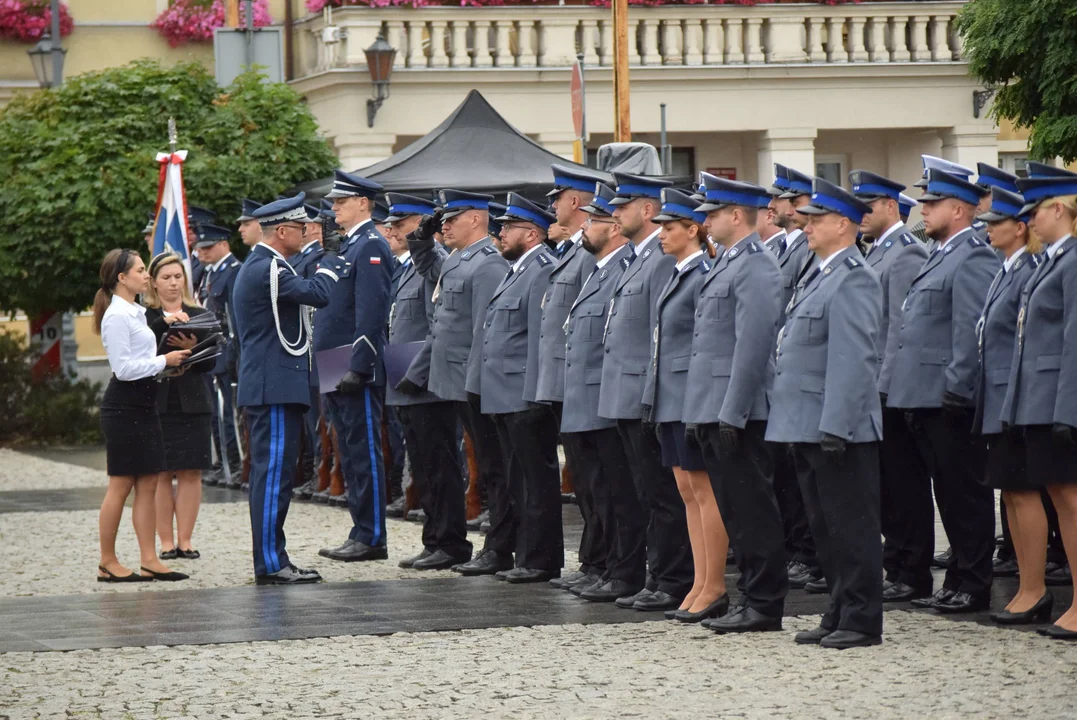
[156,314,225,379]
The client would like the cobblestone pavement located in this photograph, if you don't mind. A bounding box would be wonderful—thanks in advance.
[3,613,1076,720]
[0,448,109,490]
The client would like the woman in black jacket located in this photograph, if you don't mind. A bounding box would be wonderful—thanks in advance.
[144,252,216,560]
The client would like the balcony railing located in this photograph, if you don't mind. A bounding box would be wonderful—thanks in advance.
[295,2,968,77]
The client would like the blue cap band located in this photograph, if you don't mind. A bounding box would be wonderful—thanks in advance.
[616,183,664,199]
[852,183,901,201]
[809,194,866,223]
[389,203,435,217]
[705,189,769,208]
[590,197,615,215]
[978,176,1018,193]
[504,205,551,228]
[927,179,983,206]
[661,203,706,224]
[1021,181,1077,205]
[553,175,597,193]
[445,198,489,210]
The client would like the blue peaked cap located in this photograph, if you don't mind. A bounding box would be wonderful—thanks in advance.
[797,177,872,224]
[325,169,383,199]
[384,193,437,223]
[920,169,989,206]
[767,163,791,196]
[779,168,814,199]
[653,188,706,225]
[547,164,607,197]
[252,192,310,226]
[697,174,770,212]
[236,198,261,223]
[849,170,905,203]
[977,187,1029,223]
[609,172,672,205]
[582,182,618,217]
[898,193,917,218]
[496,192,556,231]
[192,223,232,248]
[438,189,494,219]
[975,163,1019,193]
[1016,167,1077,215]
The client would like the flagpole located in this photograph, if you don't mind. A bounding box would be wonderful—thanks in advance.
[612,0,630,142]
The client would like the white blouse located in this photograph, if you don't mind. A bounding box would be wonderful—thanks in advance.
[100,294,167,381]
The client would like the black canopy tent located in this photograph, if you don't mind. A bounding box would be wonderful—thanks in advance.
[293,90,612,202]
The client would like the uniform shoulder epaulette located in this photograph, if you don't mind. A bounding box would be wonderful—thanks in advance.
[619,256,631,271]
[481,245,498,255]
[968,236,985,248]
[700,259,711,273]
[746,241,763,254]
[900,233,917,247]
[843,256,862,270]
[537,253,552,266]
[1031,253,1044,267]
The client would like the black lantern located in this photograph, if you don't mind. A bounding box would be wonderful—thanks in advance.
[364,34,396,128]
[27,33,65,88]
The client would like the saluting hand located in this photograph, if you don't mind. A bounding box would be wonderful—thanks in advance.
[322,228,345,254]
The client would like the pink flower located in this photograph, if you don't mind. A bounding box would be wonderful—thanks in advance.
[0,0,73,43]
[151,0,273,48]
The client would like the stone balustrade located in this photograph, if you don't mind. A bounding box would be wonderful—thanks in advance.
[295,2,968,76]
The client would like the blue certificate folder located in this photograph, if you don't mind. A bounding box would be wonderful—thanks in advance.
[315,344,352,395]
[384,341,425,388]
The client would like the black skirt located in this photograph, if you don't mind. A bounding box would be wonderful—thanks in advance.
[984,432,1029,491]
[160,411,213,471]
[1025,425,1077,487]
[659,421,706,472]
[100,377,165,477]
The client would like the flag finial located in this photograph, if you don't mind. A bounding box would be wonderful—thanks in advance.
[168,117,177,153]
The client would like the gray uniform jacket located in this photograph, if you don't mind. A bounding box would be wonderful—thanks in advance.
[973,251,1040,434]
[598,234,677,421]
[778,228,812,318]
[765,245,883,444]
[763,231,787,257]
[535,237,597,403]
[683,234,782,427]
[643,253,711,423]
[1002,235,1077,428]
[387,253,446,407]
[410,235,509,402]
[561,245,634,433]
[886,228,1000,409]
[479,245,555,415]
[866,224,929,395]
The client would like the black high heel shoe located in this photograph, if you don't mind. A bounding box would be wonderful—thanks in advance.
[140,567,189,582]
[991,593,1053,625]
[674,594,729,623]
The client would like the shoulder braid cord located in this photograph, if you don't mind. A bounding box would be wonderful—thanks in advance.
[269,257,313,357]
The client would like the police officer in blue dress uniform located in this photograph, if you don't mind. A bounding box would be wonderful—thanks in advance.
[888,168,1000,613]
[559,184,637,596]
[481,194,560,583]
[597,172,693,611]
[384,193,474,571]
[192,223,244,490]
[684,176,788,634]
[232,193,345,584]
[406,190,511,576]
[315,170,395,563]
[766,178,885,649]
[848,170,932,603]
[187,205,217,294]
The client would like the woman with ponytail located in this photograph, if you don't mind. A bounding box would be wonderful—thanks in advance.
[93,249,191,583]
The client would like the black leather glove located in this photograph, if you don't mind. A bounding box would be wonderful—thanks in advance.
[396,377,423,396]
[1053,423,1077,448]
[718,422,741,455]
[821,432,847,459]
[412,212,443,245]
[942,390,971,414]
[322,228,345,254]
[336,370,370,394]
[685,423,703,446]
[640,404,658,438]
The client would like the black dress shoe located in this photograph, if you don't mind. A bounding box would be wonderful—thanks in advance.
[804,578,829,594]
[614,587,651,607]
[255,564,322,585]
[329,493,349,508]
[633,590,681,611]
[312,488,332,504]
[992,557,1019,577]
[787,560,811,579]
[479,521,491,534]
[566,572,603,589]
[794,625,833,645]
[674,594,729,623]
[293,480,315,501]
[319,539,355,558]
[932,548,954,569]
[466,509,490,531]
[551,570,588,589]
[452,550,513,576]
[705,605,782,634]
[159,548,178,560]
[412,549,469,571]
[580,579,643,603]
[570,577,604,596]
[819,630,882,649]
[561,492,576,504]
[385,496,407,519]
[882,582,931,603]
[1041,624,1077,640]
[910,588,955,609]
[1045,563,1072,587]
[933,591,990,614]
[990,593,1053,625]
[326,542,388,562]
[399,548,432,569]
[504,567,558,584]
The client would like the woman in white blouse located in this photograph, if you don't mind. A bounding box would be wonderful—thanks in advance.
[92,249,190,583]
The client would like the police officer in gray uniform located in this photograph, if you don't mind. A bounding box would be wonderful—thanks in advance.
[849,170,932,603]
[913,156,976,254]
[766,178,884,649]
[384,193,473,571]
[888,168,1000,614]
[559,184,636,596]
[599,173,693,611]
[407,190,511,577]
[684,176,787,635]
[481,194,560,583]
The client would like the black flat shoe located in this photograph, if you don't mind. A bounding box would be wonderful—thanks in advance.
[991,593,1053,625]
[96,565,144,583]
[633,590,681,611]
[140,567,189,582]
[819,630,882,649]
[1041,624,1077,640]
[158,548,178,560]
[933,591,990,614]
[882,582,931,603]
[705,605,782,634]
[175,548,200,560]
[910,588,955,609]
[794,626,834,645]
[674,594,729,623]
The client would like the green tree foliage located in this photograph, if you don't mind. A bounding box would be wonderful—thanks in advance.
[0,60,338,315]
[956,0,1077,163]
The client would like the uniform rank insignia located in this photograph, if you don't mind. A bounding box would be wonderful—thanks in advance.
[901,233,917,246]
[370,257,382,264]
[620,257,631,270]
[701,260,711,272]
[843,257,861,269]
[482,245,498,255]
[747,242,762,254]
[462,251,472,259]
[945,244,956,254]
[729,248,739,258]
[968,236,985,248]
[537,254,551,266]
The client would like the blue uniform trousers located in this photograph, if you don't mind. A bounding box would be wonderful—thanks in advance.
[324,387,388,548]
[247,403,302,576]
